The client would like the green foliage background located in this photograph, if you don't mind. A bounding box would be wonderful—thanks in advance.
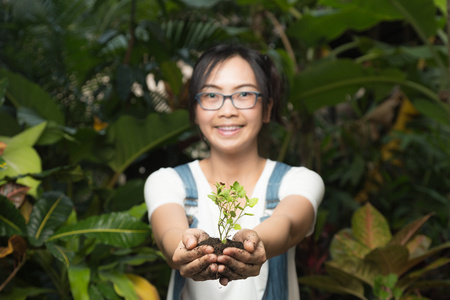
[0,0,449,299]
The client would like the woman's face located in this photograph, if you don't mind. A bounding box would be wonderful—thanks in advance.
[195,55,271,155]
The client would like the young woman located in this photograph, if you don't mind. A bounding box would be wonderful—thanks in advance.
[144,44,324,300]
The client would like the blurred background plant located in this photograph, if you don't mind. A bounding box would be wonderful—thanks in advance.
[0,0,449,299]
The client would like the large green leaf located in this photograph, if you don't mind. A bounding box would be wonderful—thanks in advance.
[46,212,150,248]
[106,110,190,173]
[299,274,368,300]
[326,256,381,286]
[45,242,75,267]
[290,0,438,47]
[389,213,432,246]
[67,128,115,164]
[288,7,380,47]
[413,98,450,125]
[27,191,73,247]
[352,203,391,249]
[291,59,439,113]
[365,244,409,276]
[0,77,7,105]
[398,241,450,275]
[99,271,138,300]
[68,265,91,300]
[180,0,221,8]
[0,287,54,300]
[0,69,64,125]
[0,195,26,236]
[0,122,46,196]
[105,179,145,212]
[160,60,183,97]
[397,257,450,291]
[330,228,371,260]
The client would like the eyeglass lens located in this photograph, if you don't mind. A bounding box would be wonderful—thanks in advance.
[197,92,259,110]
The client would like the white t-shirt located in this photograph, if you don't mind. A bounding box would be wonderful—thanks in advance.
[144,159,324,300]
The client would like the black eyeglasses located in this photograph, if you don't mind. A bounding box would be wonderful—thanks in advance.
[195,91,262,110]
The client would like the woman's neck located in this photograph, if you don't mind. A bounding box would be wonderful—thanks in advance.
[199,149,266,195]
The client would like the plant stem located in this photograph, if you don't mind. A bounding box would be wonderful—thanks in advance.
[0,255,26,292]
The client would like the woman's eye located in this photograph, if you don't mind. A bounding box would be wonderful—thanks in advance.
[207,93,217,98]
[240,92,249,97]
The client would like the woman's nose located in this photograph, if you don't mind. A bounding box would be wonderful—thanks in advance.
[218,96,238,116]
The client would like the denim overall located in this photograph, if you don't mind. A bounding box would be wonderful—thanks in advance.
[173,162,291,300]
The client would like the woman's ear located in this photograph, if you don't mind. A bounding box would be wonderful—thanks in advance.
[263,99,273,123]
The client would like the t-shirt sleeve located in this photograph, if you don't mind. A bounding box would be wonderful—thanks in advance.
[279,167,325,236]
[144,167,186,221]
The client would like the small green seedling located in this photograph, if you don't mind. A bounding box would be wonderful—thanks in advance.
[208,181,259,244]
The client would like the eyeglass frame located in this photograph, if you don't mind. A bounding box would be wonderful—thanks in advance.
[194,91,263,111]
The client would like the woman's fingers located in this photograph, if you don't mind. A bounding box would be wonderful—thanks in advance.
[179,252,219,280]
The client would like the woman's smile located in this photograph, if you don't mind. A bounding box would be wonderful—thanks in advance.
[215,125,244,135]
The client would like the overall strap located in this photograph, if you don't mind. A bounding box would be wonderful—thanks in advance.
[174,163,198,206]
[262,161,291,300]
[172,163,199,300]
[265,162,291,209]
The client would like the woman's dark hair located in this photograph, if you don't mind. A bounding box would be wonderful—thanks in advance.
[188,44,285,124]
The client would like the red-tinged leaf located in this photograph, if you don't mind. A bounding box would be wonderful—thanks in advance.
[330,228,371,260]
[299,274,368,300]
[326,257,381,286]
[352,203,391,249]
[0,182,30,208]
[365,244,409,276]
[398,242,450,276]
[390,213,433,246]
[397,257,450,291]
[406,234,431,259]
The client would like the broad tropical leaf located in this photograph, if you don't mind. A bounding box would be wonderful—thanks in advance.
[398,242,450,275]
[47,212,150,248]
[27,191,73,247]
[126,273,160,300]
[299,274,368,300]
[326,256,381,286]
[46,242,75,267]
[290,59,439,113]
[288,0,438,47]
[0,69,64,125]
[397,257,450,291]
[365,244,409,276]
[100,271,138,300]
[106,179,145,212]
[106,110,190,173]
[68,265,91,300]
[0,287,54,300]
[0,195,26,236]
[389,213,432,246]
[0,77,7,105]
[352,203,391,249]
[405,235,431,259]
[330,228,371,260]
[0,122,46,196]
